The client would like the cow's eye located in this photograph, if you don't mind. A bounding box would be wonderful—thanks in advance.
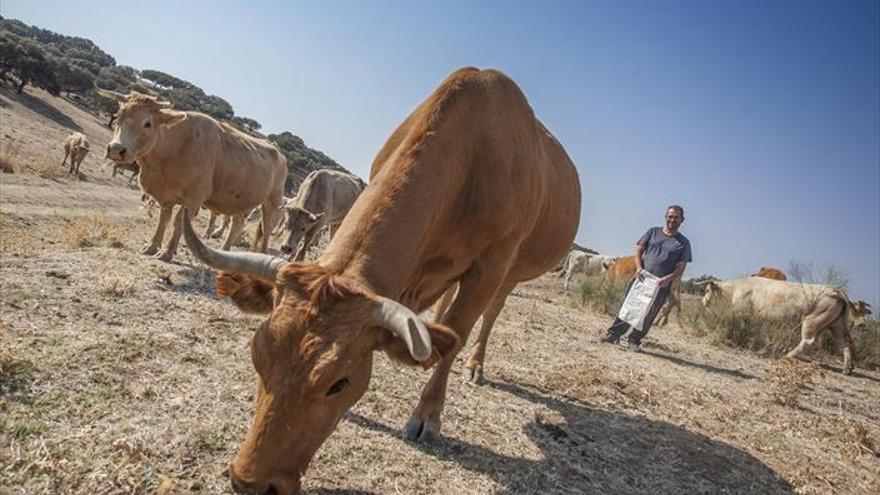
[326,378,349,396]
[144,121,151,128]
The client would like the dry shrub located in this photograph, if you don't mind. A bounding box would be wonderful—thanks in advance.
[572,277,626,316]
[63,216,127,249]
[544,364,666,408]
[762,359,823,407]
[852,319,880,369]
[0,136,25,173]
[103,277,136,298]
[681,299,802,355]
[837,416,878,459]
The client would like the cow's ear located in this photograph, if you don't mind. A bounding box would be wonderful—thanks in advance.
[216,272,277,314]
[157,109,187,128]
[375,321,459,370]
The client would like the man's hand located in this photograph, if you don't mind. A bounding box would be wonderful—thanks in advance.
[636,269,646,282]
[658,275,673,288]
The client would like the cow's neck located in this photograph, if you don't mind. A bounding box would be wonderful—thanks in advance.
[319,154,449,301]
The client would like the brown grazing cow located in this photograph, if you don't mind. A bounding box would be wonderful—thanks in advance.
[61,132,90,175]
[182,67,581,495]
[97,89,287,262]
[752,266,787,281]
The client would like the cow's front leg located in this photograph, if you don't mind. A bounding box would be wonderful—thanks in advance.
[158,203,200,262]
[405,247,514,442]
[142,206,174,255]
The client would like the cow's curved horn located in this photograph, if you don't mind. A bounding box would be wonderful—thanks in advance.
[181,208,287,282]
[372,298,432,362]
[693,280,713,286]
[94,85,127,102]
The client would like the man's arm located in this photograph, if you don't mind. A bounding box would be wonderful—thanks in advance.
[659,261,687,288]
[634,244,647,281]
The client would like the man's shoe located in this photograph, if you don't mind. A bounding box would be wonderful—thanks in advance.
[599,334,619,344]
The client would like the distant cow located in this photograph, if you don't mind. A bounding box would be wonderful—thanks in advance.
[752,267,787,281]
[561,251,614,290]
[110,161,140,184]
[702,277,856,374]
[97,89,287,262]
[61,132,89,175]
[279,169,366,260]
[603,255,638,285]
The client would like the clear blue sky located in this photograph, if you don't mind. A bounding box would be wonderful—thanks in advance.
[5,0,879,305]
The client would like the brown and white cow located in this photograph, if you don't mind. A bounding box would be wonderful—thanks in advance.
[97,89,287,262]
[181,68,580,494]
[701,277,855,374]
[61,132,90,175]
[279,169,366,260]
[752,266,787,281]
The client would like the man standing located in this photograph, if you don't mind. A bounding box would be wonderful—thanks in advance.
[600,205,692,351]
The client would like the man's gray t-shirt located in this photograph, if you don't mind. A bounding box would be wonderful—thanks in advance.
[637,227,692,277]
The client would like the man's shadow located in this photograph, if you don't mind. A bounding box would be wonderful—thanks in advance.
[344,378,793,494]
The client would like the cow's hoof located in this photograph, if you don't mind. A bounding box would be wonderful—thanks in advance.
[154,250,174,262]
[843,368,853,376]
[404,415,440,443]
[141,245,159,256]
[464,366,485,385]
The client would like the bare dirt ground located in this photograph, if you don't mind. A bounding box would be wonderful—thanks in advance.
[2,87,878,495]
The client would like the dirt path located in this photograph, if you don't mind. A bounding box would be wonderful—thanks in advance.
[2,87,878,495]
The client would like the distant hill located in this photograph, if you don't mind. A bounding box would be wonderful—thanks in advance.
[0,15,352,193]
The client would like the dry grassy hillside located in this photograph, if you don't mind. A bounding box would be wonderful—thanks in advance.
[1,86,879,494]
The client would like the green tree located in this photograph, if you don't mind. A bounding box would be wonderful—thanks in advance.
[232,116,262,133]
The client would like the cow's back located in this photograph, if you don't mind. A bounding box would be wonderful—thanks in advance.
[299,170,364,222]
[324,68,580,307]
[142,113,286,213]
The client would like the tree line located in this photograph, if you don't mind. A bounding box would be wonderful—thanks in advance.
[0,16,351,193]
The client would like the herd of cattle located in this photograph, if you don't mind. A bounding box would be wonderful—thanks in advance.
[50,68,871,494]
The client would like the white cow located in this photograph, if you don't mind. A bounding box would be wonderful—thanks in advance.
[279,169,366,260]
[702,277,855,374]
[561,251,614,290]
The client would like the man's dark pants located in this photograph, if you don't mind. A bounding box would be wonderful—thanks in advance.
[605,277,671,345]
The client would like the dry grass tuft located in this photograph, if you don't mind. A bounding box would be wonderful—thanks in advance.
[762,359,823,407]
[103,277,136,298]
[681,299,803,355]
[544,364,666,409]
[63,215,127,249]
[571,277,626,316]
[852,319,880,369]
[0,136,65,178]
[0,136,25,174]
[838,416,878,459]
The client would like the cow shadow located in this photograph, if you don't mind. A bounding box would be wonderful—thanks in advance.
[0,85,83,131]
[346,378,792,494]
[640,348,756,381]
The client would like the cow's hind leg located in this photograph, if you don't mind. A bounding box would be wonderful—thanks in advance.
[205,211,219,238]
[464,281,516,385]
[143,205,174,256]
[829,317,854,375]
[405,245,515,442]
[214,215,231,240]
